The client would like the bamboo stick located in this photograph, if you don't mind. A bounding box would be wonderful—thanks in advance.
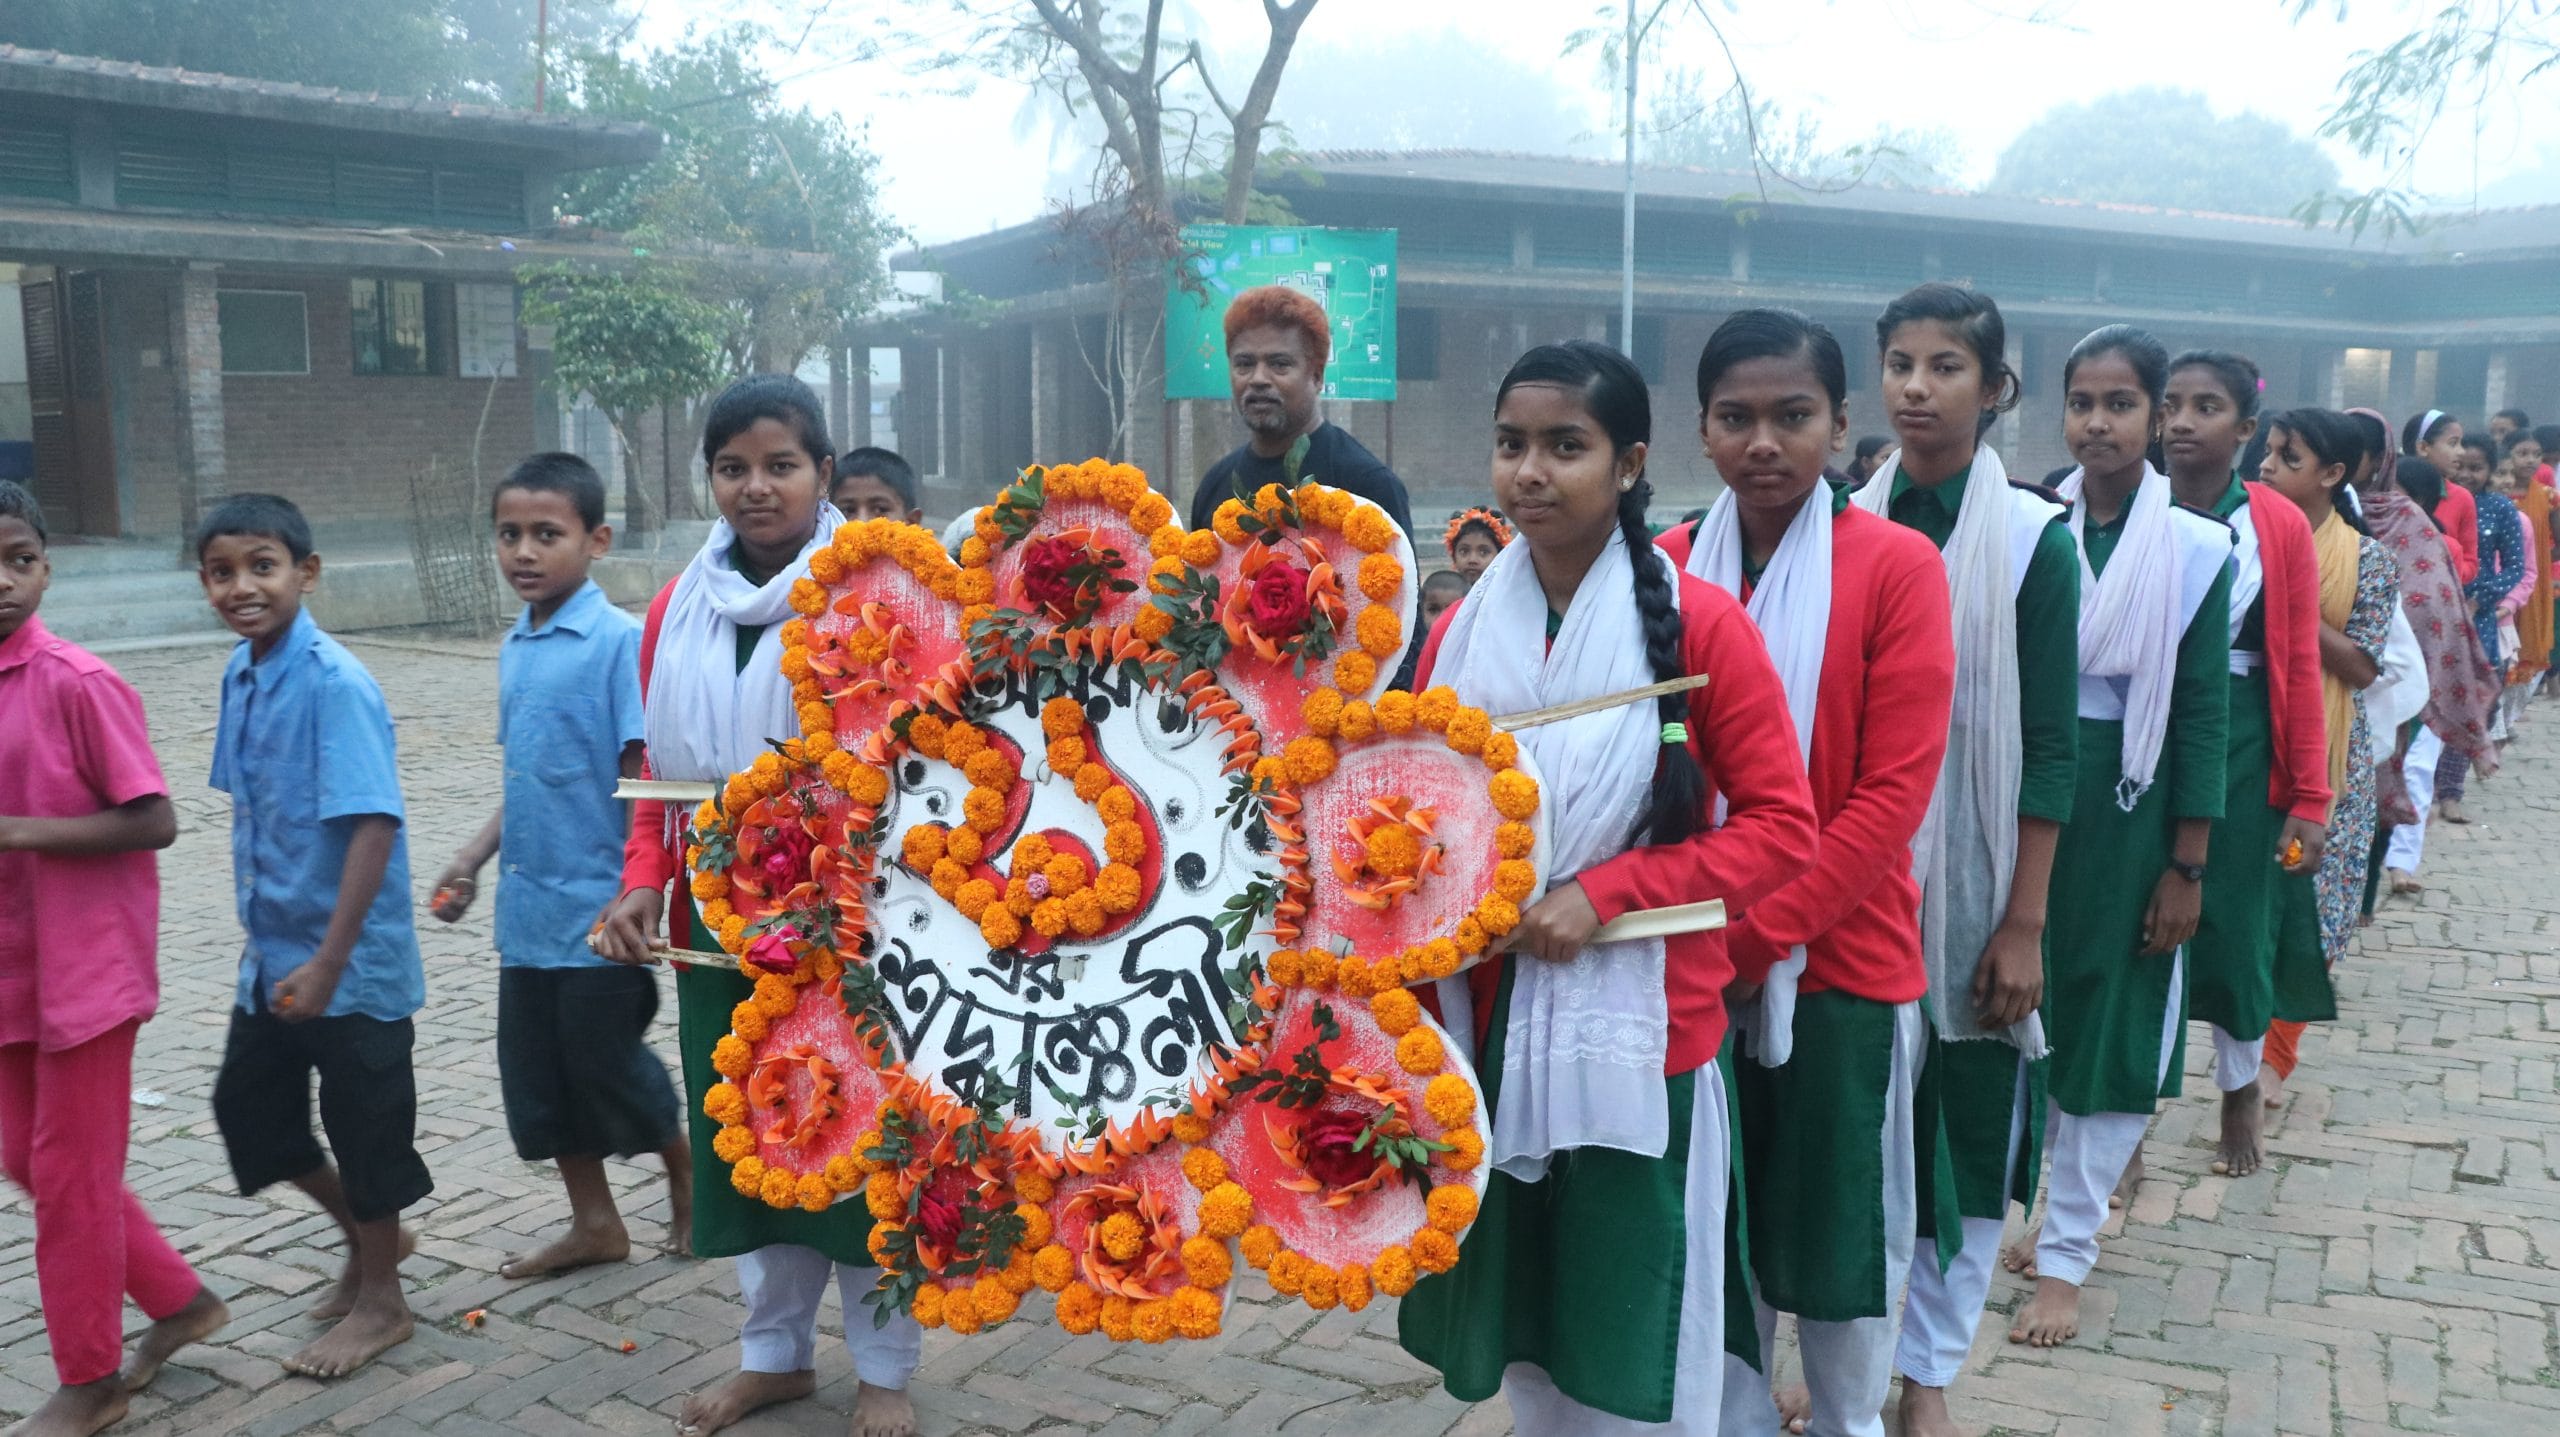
[616,778,718,803]
[1491,672,1711,732]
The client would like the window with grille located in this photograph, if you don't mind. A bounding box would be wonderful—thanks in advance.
[351,279,446,376]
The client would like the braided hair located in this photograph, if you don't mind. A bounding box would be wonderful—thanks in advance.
[1494,339,1707,848]
[2267,407,2371,534]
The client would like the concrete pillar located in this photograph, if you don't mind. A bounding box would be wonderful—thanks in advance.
[826,345,851,451]
[2486,349,2513,415]
[2385,346,2418,418]
[168,264,227,559]
[849,356,874,450]
[2000,331,2026,456]
[1729,229,1751,284]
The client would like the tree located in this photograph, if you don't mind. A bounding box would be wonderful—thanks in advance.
[519,263,728,538]
[2295,0,2559,234]
[1989,88,2340,217]
[1242,31,1607,158]
[0,0,622,103]
[1643,67,1956,190]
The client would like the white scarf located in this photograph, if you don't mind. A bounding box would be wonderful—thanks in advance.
[1851,446,2043,1052]
[1684,485,1830,1067]
[2058,464,2181,810]
[643,504,846,783]
[1437,528,1675,1182]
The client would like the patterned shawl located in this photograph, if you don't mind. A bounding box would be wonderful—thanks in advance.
[2363,488,2499,769]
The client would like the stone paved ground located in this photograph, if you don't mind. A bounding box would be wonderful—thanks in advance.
[5,627,2558,1436]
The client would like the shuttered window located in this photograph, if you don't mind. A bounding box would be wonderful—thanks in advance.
[112,130,525,232]
[0,119,76,201]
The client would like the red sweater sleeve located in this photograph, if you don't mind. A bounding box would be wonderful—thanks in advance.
[620,580,683,906]
[1575,576,1818,934]
[2250,487,2336,825]
[2440,484,2481,585]
[1727,523,1953,977]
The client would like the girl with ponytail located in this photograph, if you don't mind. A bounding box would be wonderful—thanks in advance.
[1397,339,1816,1435]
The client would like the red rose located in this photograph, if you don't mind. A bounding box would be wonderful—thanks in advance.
[1300,1108,1376,1190]
[1020,536,1087,615]
[1246,559,1312,638]
[744,928,799,974]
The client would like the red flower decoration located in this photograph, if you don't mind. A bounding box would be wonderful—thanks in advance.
[1300,1108,1375,1190]
[1020,536,1087,615]
[1246,559,1313,638]
[917,1168,967,1255]
[744,929,800,974]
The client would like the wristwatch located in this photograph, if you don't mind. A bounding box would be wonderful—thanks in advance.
[2167,859,2206,884]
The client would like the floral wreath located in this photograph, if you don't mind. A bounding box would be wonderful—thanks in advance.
[680,463,1539,1340]
[1442,506,1515,556]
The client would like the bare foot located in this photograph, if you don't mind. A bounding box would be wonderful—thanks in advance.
[2007,1276,2082,1347]
[5,1379,128,1437]
[1775,1382,1810,1434]
[2441,799,2472,825]
[2112,1148,2145,1208]
[2260,1065,2288,1110]
[1897,1381,1960,1437]
[310,1226,417,1321]
[667,1179,695,1261]
[500,1222,631,1281]
[1999,1223,2040,1277]
[2210,1085,2265,1177]
[284,1294,413,1379]
[123,1286,230,1391]
[2387,867,2421,895]
[851,1382,917,1437]
[674,1369,816,1435]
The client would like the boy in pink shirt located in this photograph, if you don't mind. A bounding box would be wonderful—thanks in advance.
[0,479,228,1436]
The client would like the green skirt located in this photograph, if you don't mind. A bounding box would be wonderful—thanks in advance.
[676,897,876,1267]
[2046,720,2187,1118]
[1913,1030,2046,1253]
[2270,872,2338,1023]
[2188,672,2313,1041]
[1398,961,1705,1424]
[1732,990,1895,1322]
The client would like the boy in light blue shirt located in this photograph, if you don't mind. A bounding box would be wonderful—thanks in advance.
[431,453,690,1280]
[200,493,425,1381]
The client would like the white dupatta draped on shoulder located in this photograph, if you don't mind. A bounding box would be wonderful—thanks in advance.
[1436,528,1677,1182]
[643,504,847,783]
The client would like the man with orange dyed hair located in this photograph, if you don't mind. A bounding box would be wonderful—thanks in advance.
[1188,285,1415,549]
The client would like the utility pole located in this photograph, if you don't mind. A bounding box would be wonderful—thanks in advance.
[534,0,550,113]
[1621,0,1638,348]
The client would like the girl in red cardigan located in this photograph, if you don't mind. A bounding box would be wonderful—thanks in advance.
[1659,311,1957,1437]
[1396,340,1817,1435]
[2158,352,2330,1181]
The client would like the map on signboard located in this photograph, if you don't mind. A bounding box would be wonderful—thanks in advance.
[1166,226,1397,403]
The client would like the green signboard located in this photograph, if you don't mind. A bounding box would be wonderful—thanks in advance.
[1165,225,1398,402]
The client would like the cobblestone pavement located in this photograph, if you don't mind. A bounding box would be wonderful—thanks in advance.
[5,627,2559,1436]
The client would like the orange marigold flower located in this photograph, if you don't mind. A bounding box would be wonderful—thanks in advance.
[1356,553,1404,602]
[788,578,827,616]
[1098,1211,1145,1262]
[1398,945,1431,984]
[1197,1181,1253,1238]
[1132,1298,1175,1345]
[930,858,969,901]
[864,1170,902,1222]
[1096,864,1143,914]
[1170,1285,1221,1338]
[798,702,833,738]
[1493,821,1536,859]
[964,749,1017,790]
[1182,529,1223,567]
[1042,696,1088,739]
[712,1125,755,1164]
[911,1283,947,1329]
[1099,1293,1137,1341]
[1476,895,1521,936]
[711,1036,753,1080]
[1171,1112,1213,1144]
[1482,731,1520,769]
[902,823,949,869]
[1370,955,1405,992]
[1302,1264,1340,1310]
[825,1154,865,1192]
[1338,700,1376,742]
[753,972,798,1018]
[1212,499,1250,544]
[779,618,812,650]
[1066,888,1105,936]
[1033,1244,1077,1294]
[808,547,847,584]
[1343,505,1395,553]
[1421,938,1462,979]
[727,1000,767,1043]
[1030,897,1070,938]
[944,722,988,764]
[1445,708,1492,755]
[1148,524,1187,560]
[1334,957,1378,999]
[1371,1246,1417,1297]
[1057,1283,1104,1334]
[960,535,992,566]
[1441,1127,1485,1171]
[980,905,1024,948]
[1181,1147,1229,1192]
[1134,605,1176,642]
[1492,859,1537,903]
[718,914,751,952]
[1251,755,1287,787]
[943,1286,984,1335]
[1301,687,1345,737]
[798,1173,834,1213]
[955,878,998,922]
[1339,1263,1373,1312]
[704,1081,749,1126]
[1298,948,1339,990]
[974,1278,1020,1325]
[1375,691,1417,734]
[1047,735,1089,773]
[1364,824,1421,878]
[1266,948,1305,986]
[1267,1250,1307,1296]
[1180,1236,1232,1290]
[1355,604,1404,659]
[779,647,813,684]
[1076,764,1114,803]
[1240,1224,1282,1271]
[1426,1183,1479,1233]
[946,824,984,866]
[1131,493,1174,534]
[1044,855,1092,898]
[907,713,950,757]
[1148,554,1187,593]
[1098,786,1138,823]
[1282,735,1337,785]
[844,763,890,806]
[1371,987,1421,1037]
[962,786,1007,834]
[1411,1227,1459,1273]
[954,568,996,605]
[1015,1168,1056,1203]
[1489,769,1540,820]
[1017,1202,1054,1249]
[760,1168,798,1209]
[1424,1074,1476,1127]
[1416,686,1459,732]
[998,1247,1039,1296]
[1333,650,1378,693]
[730,1156,766,1199]
[1014,833,1054,870]
[1104,821,1146,864]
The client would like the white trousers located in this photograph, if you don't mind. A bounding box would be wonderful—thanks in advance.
[1892,1048,2029,1390]
[2033,954,2184,1287]
[2207,1024,2263,1093]
[737,1244,923,1388]
[2386,727,2442,871]
[1719,1002,1925,1437]
[1504,1063,1729,1436]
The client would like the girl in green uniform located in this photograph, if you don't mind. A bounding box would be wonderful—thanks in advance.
[1862,285,2081,1437]
[594,376,921,1437]
[1396,340,1818,1435]
[2158,353,2329,1181]
[2012,327,2231,1348]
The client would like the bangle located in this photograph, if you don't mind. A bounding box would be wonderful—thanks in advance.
[1660,722,1688,746]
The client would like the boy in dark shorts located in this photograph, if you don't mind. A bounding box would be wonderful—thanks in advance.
[431,453,690,1278]
[198,493,428,1380]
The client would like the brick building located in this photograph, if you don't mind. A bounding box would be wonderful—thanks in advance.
[0,45,665,548]
[886,150,2560,521]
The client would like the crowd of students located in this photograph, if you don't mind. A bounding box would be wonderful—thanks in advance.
[0,275,2545,1437]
